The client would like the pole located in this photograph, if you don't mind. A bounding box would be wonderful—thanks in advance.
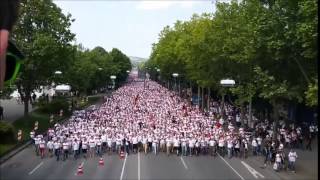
[174,77,177,93]
[178,79,180,96]
[249,97,252,128]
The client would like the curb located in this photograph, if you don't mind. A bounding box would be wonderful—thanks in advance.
[0,140,31,164]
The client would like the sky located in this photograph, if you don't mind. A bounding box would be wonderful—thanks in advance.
[53,0,216,59]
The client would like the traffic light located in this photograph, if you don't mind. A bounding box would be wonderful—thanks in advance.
[4,41,24,86]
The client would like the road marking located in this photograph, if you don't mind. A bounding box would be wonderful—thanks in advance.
[241,161,265,179]
[180,156,188,169]
[28,162,43,175]
[74,161,85,175]
[120,153,128,180]
[138,152,141,180]
[218,154,245,180]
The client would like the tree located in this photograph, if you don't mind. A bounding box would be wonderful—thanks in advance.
[12,0,75,116]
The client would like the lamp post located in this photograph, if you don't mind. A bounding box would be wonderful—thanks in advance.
[220,79,235,119]
[110,75,116,90]
[172,73,179,94]
[156,68,160,83]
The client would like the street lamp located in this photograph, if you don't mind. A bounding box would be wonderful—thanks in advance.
[220,78,235,119]
[110,75,116,90]
[172,73,179,94]
[126,70,130,73]
[98,67,103,71]
[54,71,62,75]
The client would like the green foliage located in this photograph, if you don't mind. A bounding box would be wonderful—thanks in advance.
[36,98,70,115]
[305,79,318,107]
[148,0,317,108]
[0,122,16,144]
[11,0,75,115]
[64,46,132,94]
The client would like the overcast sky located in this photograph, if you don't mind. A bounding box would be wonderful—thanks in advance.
[53,1,216,58]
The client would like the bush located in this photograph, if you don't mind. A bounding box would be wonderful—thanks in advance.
[0,121,16,144]
[37,98,70,115]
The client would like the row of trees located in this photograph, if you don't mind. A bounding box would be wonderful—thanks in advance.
[4,0,132,115]
[146,0,317,129]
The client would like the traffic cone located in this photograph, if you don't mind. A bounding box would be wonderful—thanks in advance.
[120,151,125,159]
[77,164,83,175]
[99,158,104,166]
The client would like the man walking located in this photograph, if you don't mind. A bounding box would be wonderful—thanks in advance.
[288,149,298,173]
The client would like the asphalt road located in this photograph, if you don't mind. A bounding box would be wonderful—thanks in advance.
[1,144,288,180]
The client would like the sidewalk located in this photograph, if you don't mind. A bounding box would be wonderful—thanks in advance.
[244,137,318,180]
[0,98,35,123]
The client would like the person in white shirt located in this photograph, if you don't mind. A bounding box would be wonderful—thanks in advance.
[234,138,240,157]
[142,136,148,155]
[152,138,158,155]
[181,138,187,156]
[107,137,112,154]
[275,152,282,171]
[89,138,96,158]
[47,140,54,158]
[62,141,69,161]
[288,149,298,172]
[72,140,79,160]
[218,137,225,157]
[166,138,172,156]
[132,136,138,153]
[227,138,233,158]
[82,140,88,159]
[160,138,165,153]
[39,138,46,158]
[251,138,258,156]
[195,139,200,156]
[256,136,262,155]
[209,138,217,156]
[96,138,102,157]
[173,138,180,156]
[34,136,40,156]
[101,134,107,153]
[53,141,61,161]
[188,138,195,156]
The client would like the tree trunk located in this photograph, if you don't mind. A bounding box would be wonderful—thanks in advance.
[207,87,210,111]
[197,85,200,109]
[190,81,192,102]
[271,100,280,140]
[248,97,252,128]
[201,86,204,111]
[24,90,31,116]
[240,104,245,126]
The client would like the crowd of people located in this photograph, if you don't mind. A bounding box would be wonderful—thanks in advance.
[29,78,317,174]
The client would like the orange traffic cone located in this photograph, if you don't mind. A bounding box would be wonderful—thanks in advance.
[120,151,125,159]
[77,164,83,175]
[99,158,104,166]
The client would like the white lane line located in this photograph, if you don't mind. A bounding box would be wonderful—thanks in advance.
[218,154,245,180]
[180,156,188,169]
[241,161,265,179]
[138,152,141,180]
[28,162,44,175]
[74,161,85,176]
[120,153,128,180]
